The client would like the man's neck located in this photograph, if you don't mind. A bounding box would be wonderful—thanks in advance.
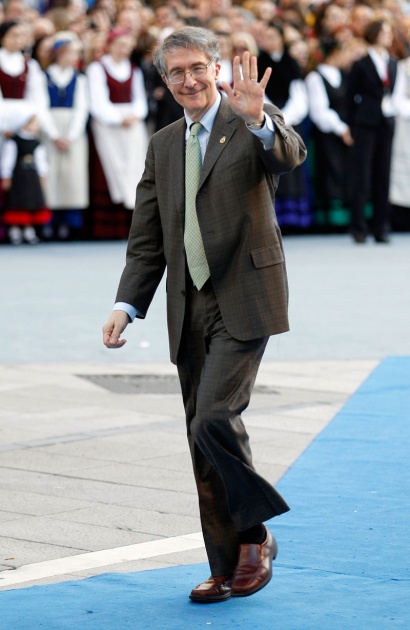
[188,94,219,123]
[185,92,221,129]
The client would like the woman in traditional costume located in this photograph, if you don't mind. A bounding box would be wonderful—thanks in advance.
[41,31,89,240]
[257,22,311,230]
[0,21,48,136]
[305,37,354,230]
[86,28,148,239]
[1,108,49,244]
[0,20,49,243]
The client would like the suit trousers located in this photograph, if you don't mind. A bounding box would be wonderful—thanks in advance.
[350,121,394,237]
[176,277,290,576]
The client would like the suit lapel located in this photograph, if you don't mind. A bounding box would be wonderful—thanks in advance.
[366,54,383,85]
[169,118,186,221]
[366,53,395,89]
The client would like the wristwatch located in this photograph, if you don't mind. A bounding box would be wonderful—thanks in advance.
[246,118,265,129]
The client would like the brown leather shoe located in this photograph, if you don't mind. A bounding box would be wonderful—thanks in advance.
[189,575,232,603]
[231,526,278,597]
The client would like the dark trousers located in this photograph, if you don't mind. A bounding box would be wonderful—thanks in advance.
[176,278,289,576]
[350,122,394,237]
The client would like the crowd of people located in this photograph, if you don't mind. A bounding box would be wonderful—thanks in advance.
[0,0,410,245]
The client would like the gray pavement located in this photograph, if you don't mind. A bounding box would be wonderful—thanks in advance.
[1,233,410,363]
[0,234,408,591]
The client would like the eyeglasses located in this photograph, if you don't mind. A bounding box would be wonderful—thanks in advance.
[166,60,213,85]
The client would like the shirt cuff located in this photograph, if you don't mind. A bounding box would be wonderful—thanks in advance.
[113,302,143,321]
[247,114,275,150]
[336,121,349,136]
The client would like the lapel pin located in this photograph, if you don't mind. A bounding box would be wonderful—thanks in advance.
[220,136,226,144]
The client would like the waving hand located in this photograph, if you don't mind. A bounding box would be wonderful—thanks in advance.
[220,51,272,125]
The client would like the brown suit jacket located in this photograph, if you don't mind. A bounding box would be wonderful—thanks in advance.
[116,96,307,363]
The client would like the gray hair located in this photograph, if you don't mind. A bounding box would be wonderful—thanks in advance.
[153,26,221,77]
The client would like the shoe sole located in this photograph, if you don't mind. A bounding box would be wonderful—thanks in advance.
[231,538,278,598]
[189,591,231,603]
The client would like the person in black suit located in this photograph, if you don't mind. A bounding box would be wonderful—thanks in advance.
[347,19,398,243]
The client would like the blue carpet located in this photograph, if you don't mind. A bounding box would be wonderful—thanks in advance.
[1,357,409,629]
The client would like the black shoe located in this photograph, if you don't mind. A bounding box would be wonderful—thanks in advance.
[352,232,367,244]
[374,233,390,243]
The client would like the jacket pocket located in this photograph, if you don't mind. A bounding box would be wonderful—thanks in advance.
[251,243,284,268]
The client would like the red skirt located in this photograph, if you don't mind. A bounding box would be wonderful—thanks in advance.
[87,128,132,240]
[3,208,52,226]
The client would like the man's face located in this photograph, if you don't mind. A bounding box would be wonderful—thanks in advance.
[163,48,220,122]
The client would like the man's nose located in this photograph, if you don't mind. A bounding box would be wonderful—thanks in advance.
[184,72,197,87]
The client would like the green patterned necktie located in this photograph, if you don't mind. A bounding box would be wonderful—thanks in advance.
[185,122,210,290]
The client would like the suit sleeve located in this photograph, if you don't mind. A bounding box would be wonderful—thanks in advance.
[255,103,307,175]
[115,137,166,316]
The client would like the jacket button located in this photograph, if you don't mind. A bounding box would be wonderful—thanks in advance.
[181,289,186,296]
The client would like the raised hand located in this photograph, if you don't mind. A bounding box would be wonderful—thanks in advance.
[220,51,272,124]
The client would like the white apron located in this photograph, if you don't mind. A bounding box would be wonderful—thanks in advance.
[91,106,148,210]
[44,108,89,209]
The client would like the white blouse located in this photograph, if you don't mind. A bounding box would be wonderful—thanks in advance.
[86,55,148,125]
[217,59,233,86]
[305,64,349,136]
[0,133,48,179]
[41,65,89,142]
[0,48,48,114]
[280,79,309,127]
[391,58,410,119]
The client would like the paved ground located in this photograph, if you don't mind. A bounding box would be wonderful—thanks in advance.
[0,234,408,591]
[2,234,410,363]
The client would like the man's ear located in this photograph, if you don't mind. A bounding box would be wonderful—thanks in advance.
[214,62,221,82]
[161,74,169,87]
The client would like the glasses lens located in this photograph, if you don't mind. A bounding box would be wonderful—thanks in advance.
[191,66,206,78]
[169,72,184,84]
[168,63,210,84]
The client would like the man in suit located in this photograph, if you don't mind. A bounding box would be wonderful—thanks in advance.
[347,19,398,243]
[102,26,306,602]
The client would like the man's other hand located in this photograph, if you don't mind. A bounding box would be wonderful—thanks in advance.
[102,310,129,348]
